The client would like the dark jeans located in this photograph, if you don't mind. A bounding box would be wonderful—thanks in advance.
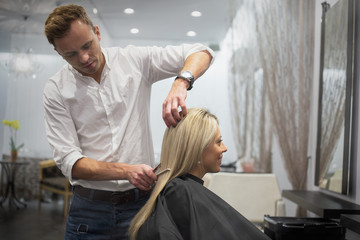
[65,192,148,240]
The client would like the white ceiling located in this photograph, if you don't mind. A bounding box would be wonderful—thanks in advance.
[0,0,231,52]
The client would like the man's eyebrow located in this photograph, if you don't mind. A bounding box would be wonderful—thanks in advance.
[61,51,76,56]
[82,40,92,48]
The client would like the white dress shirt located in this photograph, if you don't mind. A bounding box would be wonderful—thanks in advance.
[43,43,214,191]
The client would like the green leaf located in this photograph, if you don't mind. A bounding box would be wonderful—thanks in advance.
[16,143,24,151]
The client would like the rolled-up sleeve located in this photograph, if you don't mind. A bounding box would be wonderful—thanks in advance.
[182,43,215,63]
[133,43,215,84]
[43,80,84,180]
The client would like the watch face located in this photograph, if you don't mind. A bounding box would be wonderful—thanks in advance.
[181,71,194,80]
[177,71,194,90]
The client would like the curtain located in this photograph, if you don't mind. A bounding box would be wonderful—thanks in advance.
[228,1,273,173]
[254,0,315,216]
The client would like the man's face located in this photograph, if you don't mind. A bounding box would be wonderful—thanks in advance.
[54,20,103,78]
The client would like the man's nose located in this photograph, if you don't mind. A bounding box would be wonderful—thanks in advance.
[79,50,89,63]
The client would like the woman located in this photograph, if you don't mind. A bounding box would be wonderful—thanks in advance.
[129,108,270,240]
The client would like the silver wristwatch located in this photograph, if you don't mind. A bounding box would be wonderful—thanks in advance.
[176,70,194,90]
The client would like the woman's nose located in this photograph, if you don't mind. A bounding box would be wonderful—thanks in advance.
[222,143,227,152]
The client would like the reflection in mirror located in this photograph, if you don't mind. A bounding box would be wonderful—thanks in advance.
[315,0,354,194]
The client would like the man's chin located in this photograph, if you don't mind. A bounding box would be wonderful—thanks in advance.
[77,67,97,77]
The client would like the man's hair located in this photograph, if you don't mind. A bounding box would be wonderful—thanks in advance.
[129,108,219,240]
[44,4,94,46]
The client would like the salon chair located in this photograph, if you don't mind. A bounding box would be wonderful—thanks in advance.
[38,159,72,219]
[203,172,286,224]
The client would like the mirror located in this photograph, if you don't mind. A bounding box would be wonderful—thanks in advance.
[315,0,355,194]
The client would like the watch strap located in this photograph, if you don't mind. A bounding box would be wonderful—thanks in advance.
[176,71,194,90]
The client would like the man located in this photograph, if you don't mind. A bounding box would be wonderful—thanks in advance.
[43,4,214,240]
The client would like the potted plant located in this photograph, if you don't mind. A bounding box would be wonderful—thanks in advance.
[2,120,24,162]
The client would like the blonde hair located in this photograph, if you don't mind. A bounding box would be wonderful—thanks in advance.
[129,108,218,239]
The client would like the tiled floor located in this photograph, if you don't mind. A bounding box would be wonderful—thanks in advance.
[0,198,66,240]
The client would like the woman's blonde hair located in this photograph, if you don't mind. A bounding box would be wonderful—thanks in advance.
[129,108,219,239]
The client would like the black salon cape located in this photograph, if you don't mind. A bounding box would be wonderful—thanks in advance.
[137,174,271,240]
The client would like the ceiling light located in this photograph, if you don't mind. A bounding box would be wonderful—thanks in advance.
[186,31,197,37]
[93,8,98,14]
[1,48,42,79]
[130,28,139,34]
[124,8,135,14]
[191,11,202,17]
[13,53,32,72]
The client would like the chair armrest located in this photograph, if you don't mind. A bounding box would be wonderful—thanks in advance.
[39,159,58,180]
[275,199,286,216]
[39,159,56,169]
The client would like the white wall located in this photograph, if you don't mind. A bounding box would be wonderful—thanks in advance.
[0,57,9,159]
[0,53,65,158]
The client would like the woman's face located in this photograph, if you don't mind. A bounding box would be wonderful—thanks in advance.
[201,125,227,174]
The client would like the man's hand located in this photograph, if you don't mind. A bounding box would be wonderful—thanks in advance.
[162,78,188,127]
[162,50,213,127]
[126,164,157,191]
[72,158,158,190]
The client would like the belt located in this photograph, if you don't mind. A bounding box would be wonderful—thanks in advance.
[73,185,151,204]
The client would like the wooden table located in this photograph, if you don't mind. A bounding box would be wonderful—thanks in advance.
[282,190,360,218]
[0,160,29,209]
